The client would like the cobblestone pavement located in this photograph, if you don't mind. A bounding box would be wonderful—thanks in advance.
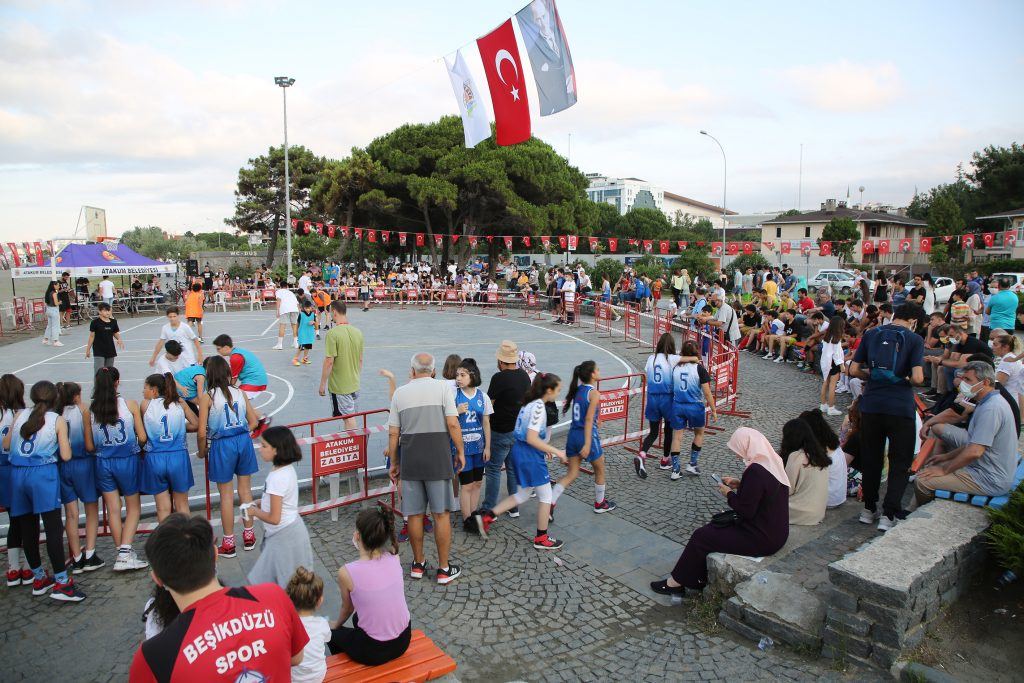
[0,315,883,682]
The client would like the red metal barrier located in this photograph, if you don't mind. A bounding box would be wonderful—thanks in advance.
[596,372,648,453]
[521,291,540,319]
[616,302,643,346]
[590,301,613,336]
[653,309,673,349]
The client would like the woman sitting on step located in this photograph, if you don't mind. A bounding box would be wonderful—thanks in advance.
[651,427,790,596]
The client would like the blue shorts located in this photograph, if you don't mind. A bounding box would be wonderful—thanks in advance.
[670,403,706,431]
[208,433,259,484]
[566,428,603,463]
[0,463,10,509]
[141,449,194,495]
[645,394,673,423]
[456,450,486,473]
[96,456,140,496]
[9,464,62,517]
[509,443,550,489]
[59,458,99,504]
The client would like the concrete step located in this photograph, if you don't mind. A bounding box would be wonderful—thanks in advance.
[719,571,826,650]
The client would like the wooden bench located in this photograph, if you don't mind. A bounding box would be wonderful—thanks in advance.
[323,630,456,683]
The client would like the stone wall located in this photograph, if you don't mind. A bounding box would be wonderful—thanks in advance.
[191,250,288,272]
[824,500,989,669]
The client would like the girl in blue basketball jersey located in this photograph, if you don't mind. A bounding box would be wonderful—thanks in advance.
[91,367,149,572]
[475,373,568,550]
[636,334,699,478]
[668,340,717,480]
[453,359,492,531]
[56,382,104,574]
[0,374,32,587]
[173,363,206,416]
[198,355,259,558]
[140,373,198,521]
[4,381,84,601]
[549,361,616,521]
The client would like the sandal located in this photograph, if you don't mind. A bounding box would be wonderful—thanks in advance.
[650,579,686,596]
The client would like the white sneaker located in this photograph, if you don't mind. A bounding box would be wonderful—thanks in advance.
[113,548,149,572]
[52,341,64,347]
[858,509,881,525]
[762,353,774,360]
[315,331,320,340]
[670,470,682,481]
[271,343,283,350]
[773,356,785,363]
[42,339,51,346]
[685,463,701,476]
[292,339,298,348]
[827,406,843,417]
[819,404,828,413]
[877,516,897,532]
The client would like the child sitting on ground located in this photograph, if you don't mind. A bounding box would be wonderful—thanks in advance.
[287,567,331,683]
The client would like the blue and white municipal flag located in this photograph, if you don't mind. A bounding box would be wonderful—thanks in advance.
[444,49,491,148]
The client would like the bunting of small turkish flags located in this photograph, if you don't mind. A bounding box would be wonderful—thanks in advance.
[819,241,832,256]
[659,240,669,254]
[919,237,931,253]
[503,236,513,249]
[434,234,443,247]
[354,228,363,240]
[607,238,618,252]
[628,238,638,247]
[678,241,688,250]
[642,240,653,253]
[800,242,812,256]
[780,242,791,255]
[862,240,874,255]
[962,234,975,248]
[33,242,43,266]
[328,225,336,238]
[7,243,20,267]
[726,242,738,256]
[380,231,389,244]
[982,232,995,248]
[1005,231,1017,247]
[522,236,531,248]
[558,235,568,249]
[541,236,550,248]
[742,242,753,255]
[711,242,723,256]
[877,239,890,254]
[899,238,912,253]
[398,232,407,246]
[316,223,324,234]
[567,235,578,250]
[415,233,425,247]
[366,230,376,243]
[588,237,599,250]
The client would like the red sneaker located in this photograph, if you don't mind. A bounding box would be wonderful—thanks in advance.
[409,561,426,580]
[397,522,409,543]
[32,574,54,596]
[533,533,564,550]
[6,569,21,587]
[473,511,496,539]
[659,457,672,470]
[217,538,237,558]
[51,579,86,602]
[20,568,33,585]
[242,527,257,551]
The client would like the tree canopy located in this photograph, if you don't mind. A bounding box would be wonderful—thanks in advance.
[820,216,860,264]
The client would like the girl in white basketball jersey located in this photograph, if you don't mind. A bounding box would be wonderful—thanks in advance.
[0,374,32,587]
[56,382,104,574]
[140,373,198,521]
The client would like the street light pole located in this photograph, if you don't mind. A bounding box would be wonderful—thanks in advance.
[700,130,727,266]
[275,76,295,278]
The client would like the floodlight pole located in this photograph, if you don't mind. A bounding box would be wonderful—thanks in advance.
[275,76,296,278]
[700,130,727,267]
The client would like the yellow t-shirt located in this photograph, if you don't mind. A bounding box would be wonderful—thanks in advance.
[764,280,778,298]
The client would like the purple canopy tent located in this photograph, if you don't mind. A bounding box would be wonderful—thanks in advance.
[11,242,177,279]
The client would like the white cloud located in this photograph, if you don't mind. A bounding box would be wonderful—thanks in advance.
[777,59,902,112]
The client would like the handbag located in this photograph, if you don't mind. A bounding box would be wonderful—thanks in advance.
[709,481,780,527]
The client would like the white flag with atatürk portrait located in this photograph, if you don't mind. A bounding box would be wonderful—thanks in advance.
[515,0,577,116]
[444,49,491,148]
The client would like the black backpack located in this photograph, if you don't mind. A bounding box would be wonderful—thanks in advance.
[868,326,909,386]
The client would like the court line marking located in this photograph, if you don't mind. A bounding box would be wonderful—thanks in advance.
[264,373,294,418]
[261,318,280,336]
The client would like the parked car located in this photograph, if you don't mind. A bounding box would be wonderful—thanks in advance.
[989,272,1024,294]
[808,269,874,297]
[933,276,955,305]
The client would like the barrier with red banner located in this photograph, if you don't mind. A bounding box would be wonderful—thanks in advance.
[595,372,648,453]
[344,287,358,301]
[559,293,581,326]
[480,291,505,316]
[617,302,643,346]
[521,290,540,319]
[652,309,673,349]
[12,297,31,330]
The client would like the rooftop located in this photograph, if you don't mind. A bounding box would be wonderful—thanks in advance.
[762,202,926,227]
[663,190,738,215]
[977,207,1024,220]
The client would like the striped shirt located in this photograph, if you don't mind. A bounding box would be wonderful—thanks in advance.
[388,377,457,481]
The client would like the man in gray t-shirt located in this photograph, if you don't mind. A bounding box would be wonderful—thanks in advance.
[916,361,1019,506]
[388,352,464,584]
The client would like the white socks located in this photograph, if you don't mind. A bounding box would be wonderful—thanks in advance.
[551,483,565,505]
[595,484,606,504]
[7,547,20,570]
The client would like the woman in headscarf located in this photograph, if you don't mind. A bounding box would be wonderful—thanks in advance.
[651,427,790,595]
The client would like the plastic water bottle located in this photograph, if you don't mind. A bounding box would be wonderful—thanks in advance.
[996,570,1018,588]
[758,637,774,651]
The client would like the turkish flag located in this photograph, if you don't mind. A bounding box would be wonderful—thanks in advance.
[607,238,618,252]
[486,235,495,243]
[33,242,43,266]
[328,225,336,238]
[962,234,975,248]
[628,238,638,247]
[540,236,550,248]
[477,20,530,146]
[316,222,324,234]
[469,236,479,247]
[726,242,738,255]
[589,237,599,250]
[522,236,531,248]
[567,235,578,251]
[303,221,312,235]
[354,228,363,240]
[291,218,299,230]
[862,240,874,254]
[800,241,812,256]
[642,240,653,252]
[819,241,832,256]
[877,239,890,254]
[942,235,953,242]
[341,226,350,238]
[762,242,775,251]
[381,231,390,243]
[659,240,669,254]
[780,242,791,255]
[503,236,513,249]
[678,241,688,251]
[450,234,460,244]
[899,238,912,253]
[558,235,568,249]
[398,232,407,246]
[919,237,931,253]
[1005,231,1016,248]
[414,233,425,247]
[7,243,20,266]
[367,230,377,243]
[434,234,443,247]
[711,242,723,256]
[982,232,995,248]
[742,241,753,255]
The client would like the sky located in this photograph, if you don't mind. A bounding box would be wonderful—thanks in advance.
[1,0,1022,240]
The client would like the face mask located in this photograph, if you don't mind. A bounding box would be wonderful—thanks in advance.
[988,340,996,349]
[939,337,950,345]
[958,380,981,401]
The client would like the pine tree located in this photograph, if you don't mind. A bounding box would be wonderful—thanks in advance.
[987,485,1024,574]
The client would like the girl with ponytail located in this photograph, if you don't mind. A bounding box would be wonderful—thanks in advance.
[0,374,30,586]
[4,380,84,601]
[327,507,411,665]
[475,372,568,550]
[140,373,198,521]
[550,361,615,521]
[56,381,104,573]
[90,366,149,572]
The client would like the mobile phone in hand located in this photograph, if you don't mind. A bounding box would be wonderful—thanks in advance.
[711,473,723,486]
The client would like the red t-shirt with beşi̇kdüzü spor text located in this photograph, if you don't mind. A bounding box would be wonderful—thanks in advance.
[129,584,308,683]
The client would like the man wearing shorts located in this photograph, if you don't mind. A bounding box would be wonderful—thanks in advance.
[272,287,301,350]
[387,353,464,585]
[319,301,364,428]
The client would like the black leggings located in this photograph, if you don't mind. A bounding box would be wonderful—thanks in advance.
[19,509,65,573]
[7,513,23,551]
[328,615,411,666]
[641,420,673,457]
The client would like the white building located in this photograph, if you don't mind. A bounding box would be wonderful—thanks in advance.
[663,191,736,231]
[585,174,664,214]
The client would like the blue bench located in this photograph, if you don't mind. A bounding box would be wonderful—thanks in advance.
[934,457,1024,510]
